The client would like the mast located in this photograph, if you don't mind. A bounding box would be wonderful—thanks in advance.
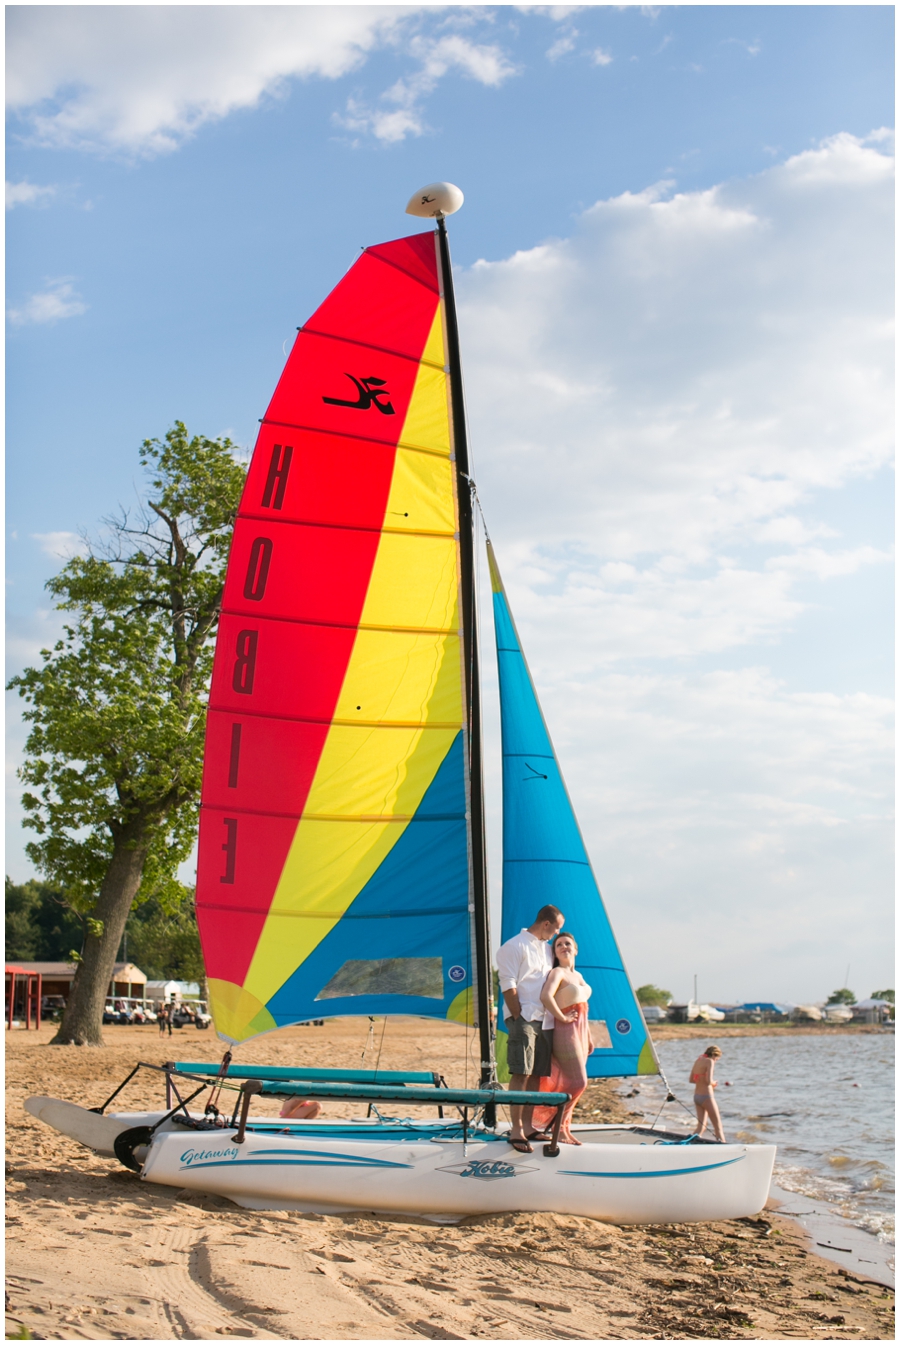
[431,205,493,1087]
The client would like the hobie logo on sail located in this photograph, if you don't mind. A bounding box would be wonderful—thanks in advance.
[323,375,395,415]
[437,1159,534,1181]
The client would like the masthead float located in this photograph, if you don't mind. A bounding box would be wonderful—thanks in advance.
[26,183,775,1224]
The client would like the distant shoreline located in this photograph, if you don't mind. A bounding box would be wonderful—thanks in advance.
[648,1021,893,1039]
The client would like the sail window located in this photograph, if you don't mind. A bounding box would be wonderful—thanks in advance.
[315,957,444,1000]
[589,1020,613,1050]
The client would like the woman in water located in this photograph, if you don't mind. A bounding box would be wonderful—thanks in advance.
[531,932,593,1145]
[690,1044,725,1142]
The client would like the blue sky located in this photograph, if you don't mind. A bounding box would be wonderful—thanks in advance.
[6,5,894,1004]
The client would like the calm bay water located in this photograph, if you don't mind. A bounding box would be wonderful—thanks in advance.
[626,1033,894,1243]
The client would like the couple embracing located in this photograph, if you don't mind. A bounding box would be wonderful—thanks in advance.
[497,904,593,1153]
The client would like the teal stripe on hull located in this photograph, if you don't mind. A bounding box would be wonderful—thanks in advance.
[559,1156,745,1178]
[179,1157,414,1171]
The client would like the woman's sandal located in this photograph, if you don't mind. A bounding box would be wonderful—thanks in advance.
[507,1136,534,1153]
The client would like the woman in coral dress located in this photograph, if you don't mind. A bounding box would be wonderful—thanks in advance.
[531,932,593,1144]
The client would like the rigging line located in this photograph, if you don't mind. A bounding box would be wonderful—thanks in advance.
[373,1014,389,1077]
[468,478,491,543]
[653,1060,696,1121]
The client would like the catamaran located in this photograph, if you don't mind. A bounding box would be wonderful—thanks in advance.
[27,183,774,1223]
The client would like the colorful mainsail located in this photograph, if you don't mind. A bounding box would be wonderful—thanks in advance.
[196,232,473,1043]
[488,543,658,1079]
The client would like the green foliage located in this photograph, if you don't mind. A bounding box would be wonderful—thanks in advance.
[126,891,205,982]
[8,424,245,916]
[826,988,857,1005]
[635,984,672,1006]
[871,989,894,1003]
[5,876,85,962]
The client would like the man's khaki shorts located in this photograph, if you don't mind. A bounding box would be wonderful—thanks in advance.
[506,1016,553,1077]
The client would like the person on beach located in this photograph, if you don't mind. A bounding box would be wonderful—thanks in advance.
[690,1045,725,1142]
[532,933,594,1145]
[157,1004,168,1036]
[496,904,565,1153]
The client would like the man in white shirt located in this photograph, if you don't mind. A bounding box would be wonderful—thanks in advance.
[496,904,565,1152]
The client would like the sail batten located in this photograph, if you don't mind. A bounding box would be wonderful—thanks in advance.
[197,230,475,1044]
[260,420,454,459]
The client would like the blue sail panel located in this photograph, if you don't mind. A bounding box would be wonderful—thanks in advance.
[265,733,473,1030]
[489,543,658,1079]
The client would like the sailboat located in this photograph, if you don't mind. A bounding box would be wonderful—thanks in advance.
[26,183,774,1224]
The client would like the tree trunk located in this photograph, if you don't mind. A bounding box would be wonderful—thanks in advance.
[52,824,150,1046]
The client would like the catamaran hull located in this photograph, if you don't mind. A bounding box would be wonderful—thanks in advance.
[26,1097,774,1223]
[140,1128,774,1224]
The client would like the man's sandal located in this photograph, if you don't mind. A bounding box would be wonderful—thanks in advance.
[507,1137,534,1153]
[526,1131,552,1142]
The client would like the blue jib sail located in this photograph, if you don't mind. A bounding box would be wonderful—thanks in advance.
[488,541,658,1079]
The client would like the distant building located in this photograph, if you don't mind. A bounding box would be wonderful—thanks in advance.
[850,998,893,1024]
[145,979,201,1003]
[724,1002,792,1022]
[13,961,146,1003]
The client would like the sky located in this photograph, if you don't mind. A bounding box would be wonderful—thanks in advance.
[6,4,894,1006]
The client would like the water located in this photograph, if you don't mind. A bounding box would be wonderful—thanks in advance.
[625,1033,894,1245]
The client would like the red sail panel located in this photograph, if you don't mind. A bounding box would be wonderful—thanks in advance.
[241,427,398,531]
[196,233,441,989]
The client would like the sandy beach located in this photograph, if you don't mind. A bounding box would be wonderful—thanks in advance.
[6,1019,894,1341]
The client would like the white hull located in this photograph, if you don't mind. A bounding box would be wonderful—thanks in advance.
[27,1098,774,1225]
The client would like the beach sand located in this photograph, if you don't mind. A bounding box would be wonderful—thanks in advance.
[6,1020,894,1341]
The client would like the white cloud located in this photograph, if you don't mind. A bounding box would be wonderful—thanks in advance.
[722,37,762,57]
[7,278,87,327]
[547,32,578,61]
[336,33,517,143]
[6,179,56,209]
[780,128,894,186]
[6,7,412,155]
[591,47,614,66]
[7,8,520,154]
[461,130,893,595]
[31,531,88,560]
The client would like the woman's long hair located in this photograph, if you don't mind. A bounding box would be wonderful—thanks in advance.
[551,932,578,969]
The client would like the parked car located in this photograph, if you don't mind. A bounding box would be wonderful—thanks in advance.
[102,997,158,1024]
[41,994,67,1022]
[640,1005,668,1023]
[170,1000,212,1029]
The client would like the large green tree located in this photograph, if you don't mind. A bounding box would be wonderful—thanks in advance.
[8,425,245,1044]
[635,984,672,1007]
[826,988,856,1006]
[125,892,205,983]
[5,876,85,962]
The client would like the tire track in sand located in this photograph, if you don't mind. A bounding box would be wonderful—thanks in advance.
[140,1219,280,1339]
